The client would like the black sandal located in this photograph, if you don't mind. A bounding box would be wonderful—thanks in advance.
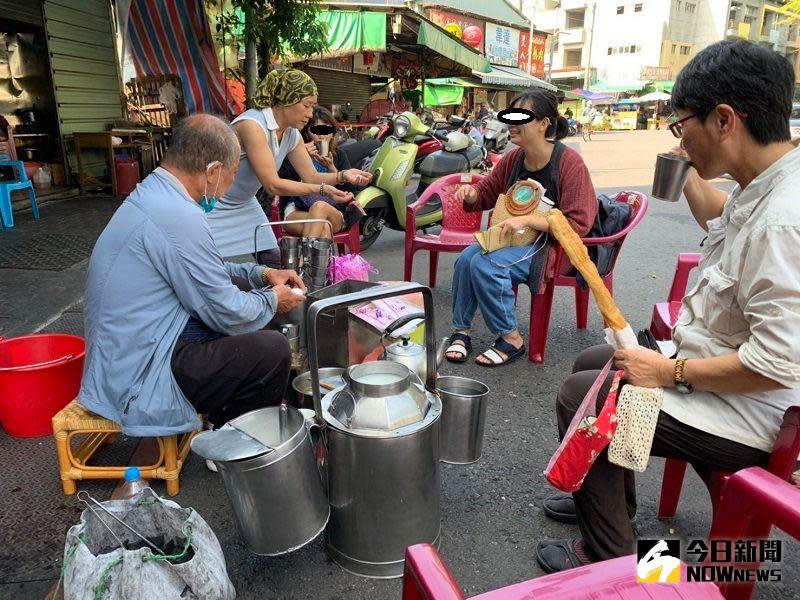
[476,337,525,367]
[535,539,594,574]
[445,332,472,363]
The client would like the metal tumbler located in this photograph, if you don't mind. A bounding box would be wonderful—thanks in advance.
[652,153,692,202]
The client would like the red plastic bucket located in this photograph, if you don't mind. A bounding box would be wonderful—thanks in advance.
[0,334,85,437]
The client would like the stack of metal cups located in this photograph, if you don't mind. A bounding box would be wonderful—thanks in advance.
[302,237,333,292]
[279,237,302,274]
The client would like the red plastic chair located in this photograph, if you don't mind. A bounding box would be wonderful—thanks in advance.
[649,252,702,341]
[709,466,800,600]
[521,190,648,364]
[270,196,362,255]
[658,406,800,531]
[404,173,487,288]
[402,544,722,600]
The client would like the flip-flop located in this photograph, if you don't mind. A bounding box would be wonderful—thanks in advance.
[476,337,525,367]
[445,332,472,363]
[535,539,593,574]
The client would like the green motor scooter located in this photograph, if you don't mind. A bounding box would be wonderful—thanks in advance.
[356,111,485,250]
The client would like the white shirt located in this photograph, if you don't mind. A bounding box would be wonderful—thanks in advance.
[662,147,800,451]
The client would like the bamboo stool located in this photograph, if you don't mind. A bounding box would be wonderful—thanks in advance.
[52,400,198,497]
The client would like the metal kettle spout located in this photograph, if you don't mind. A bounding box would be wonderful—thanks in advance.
[435,337,448,369]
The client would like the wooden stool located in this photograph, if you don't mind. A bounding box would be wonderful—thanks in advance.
[52,400,198,497]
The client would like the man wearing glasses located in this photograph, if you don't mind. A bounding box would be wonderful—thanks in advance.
[536,40,800,573]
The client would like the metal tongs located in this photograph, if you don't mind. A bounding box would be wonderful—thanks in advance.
[77,490,167,555]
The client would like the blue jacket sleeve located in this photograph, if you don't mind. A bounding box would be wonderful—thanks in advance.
[145,220,278,335]
[223,261,269,290]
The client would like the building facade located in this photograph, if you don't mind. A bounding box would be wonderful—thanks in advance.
[524,0,800,91]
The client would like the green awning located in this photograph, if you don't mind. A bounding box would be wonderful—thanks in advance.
[651,80,675,93]
[319,11,386,56]
[423,83,464,106]
[590,80,648,93]
[473,65,557,92]
[425,77,481,88]
[417,20,491,74]
[557,86,584,100]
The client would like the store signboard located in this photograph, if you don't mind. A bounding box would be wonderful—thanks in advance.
[308,56,353,73]
[485,23,520,67]
[519,30,547,78]
[428,9,485,53]
[353,52,391,76]
[641,66,671,80]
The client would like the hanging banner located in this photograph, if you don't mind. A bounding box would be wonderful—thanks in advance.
[519,30,547,78]
[427,9,485,53]
[307,56,353,73]
[485,23,520,67]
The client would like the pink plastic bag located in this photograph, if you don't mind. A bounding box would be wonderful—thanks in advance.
[544,359,621,492]
[328,254,377,283]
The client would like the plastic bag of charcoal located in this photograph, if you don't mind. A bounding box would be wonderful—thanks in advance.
[58,487,235,600]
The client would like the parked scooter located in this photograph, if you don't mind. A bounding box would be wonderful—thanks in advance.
[482,116,510,152]
[356,111,484,249]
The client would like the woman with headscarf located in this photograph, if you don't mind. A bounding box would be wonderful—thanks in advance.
[206,69,371,266]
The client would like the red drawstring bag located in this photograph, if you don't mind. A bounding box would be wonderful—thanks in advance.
[545,359,622,493]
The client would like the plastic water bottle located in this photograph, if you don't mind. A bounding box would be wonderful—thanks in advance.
[118,466,150,499]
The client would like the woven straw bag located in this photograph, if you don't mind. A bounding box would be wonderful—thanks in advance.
[474,180,544,252]
[608,385,664,472]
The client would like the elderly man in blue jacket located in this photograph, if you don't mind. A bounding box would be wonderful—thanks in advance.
[78,114,305,436]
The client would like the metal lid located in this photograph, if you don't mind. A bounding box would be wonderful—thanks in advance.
[323,361,433,435]
[190,406,306,464]
[384,338,423,358]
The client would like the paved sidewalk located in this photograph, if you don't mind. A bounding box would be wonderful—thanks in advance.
[0,137,796,599]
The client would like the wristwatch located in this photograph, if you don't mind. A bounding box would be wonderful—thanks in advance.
[674,358,694,394]
[261,267,273,286]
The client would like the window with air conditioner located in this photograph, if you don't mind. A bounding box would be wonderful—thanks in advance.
[672,43,677,53]
[634,3,643,12]
[680,45,691,55]
[617,6,625,14]
[685,3,696,13]
[608,47,613,55]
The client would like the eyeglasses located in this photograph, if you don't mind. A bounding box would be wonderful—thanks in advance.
[668,108,749,138]
[668,114,696,139]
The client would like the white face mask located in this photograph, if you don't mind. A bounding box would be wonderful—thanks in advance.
[200,161,222,213]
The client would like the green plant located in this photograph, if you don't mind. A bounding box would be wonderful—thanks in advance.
[215,0,329,73]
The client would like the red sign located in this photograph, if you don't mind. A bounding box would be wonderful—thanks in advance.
[519,30,547,78]
[428,9,485,53]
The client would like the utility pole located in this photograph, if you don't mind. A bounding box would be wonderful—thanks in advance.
[583,2,597,90]
[546,30,558,82]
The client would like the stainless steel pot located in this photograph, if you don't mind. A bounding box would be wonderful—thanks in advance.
[308,283,442,579]
[190,406,329,556]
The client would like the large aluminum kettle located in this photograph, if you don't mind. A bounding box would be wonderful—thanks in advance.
[380,313,447,383]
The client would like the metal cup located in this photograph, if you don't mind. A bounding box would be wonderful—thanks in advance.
[315,140,329,157]
[652,153,692,202]
[279,324,300,354]
[437,376,490,464]
[279,237,301,272]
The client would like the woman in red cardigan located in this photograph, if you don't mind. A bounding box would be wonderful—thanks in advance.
[446,89,598,367]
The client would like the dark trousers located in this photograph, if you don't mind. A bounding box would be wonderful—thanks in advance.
[172,330,290,426]
[557,344,770,560]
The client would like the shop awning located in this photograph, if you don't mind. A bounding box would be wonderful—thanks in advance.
[590,80,649,93]
[426,77,481,88]
[423,82,464,106]
[417,20,491,74]
[557,86,584,100]
[650,80,675,93]
[318,11,387,56]
[473,65,557,92]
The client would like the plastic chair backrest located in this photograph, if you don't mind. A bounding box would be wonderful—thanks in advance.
[766,405,800,480]
[0,154,25,182]
[436,173,485,233]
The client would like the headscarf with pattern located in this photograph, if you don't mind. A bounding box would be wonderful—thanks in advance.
[254,69,318,108]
